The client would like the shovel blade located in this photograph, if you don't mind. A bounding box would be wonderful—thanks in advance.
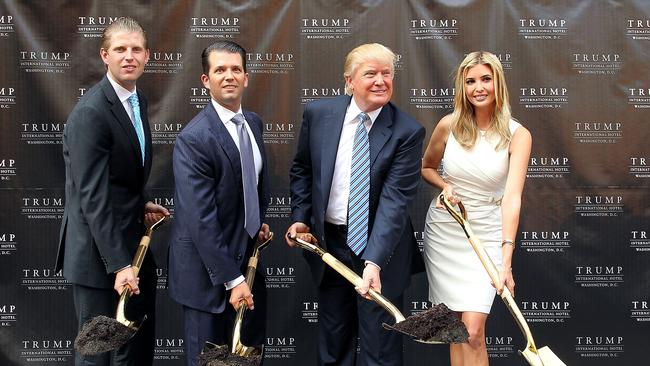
[521,346,566,366]
[382,322,442,344]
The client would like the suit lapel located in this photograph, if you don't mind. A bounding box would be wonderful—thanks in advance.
[101,77,144,173]
[369,103,393,167]
[321,96,349,205]
[206,103,243,186]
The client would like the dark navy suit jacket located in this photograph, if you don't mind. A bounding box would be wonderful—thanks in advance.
[168,102,268,313]
[290,95,425,293]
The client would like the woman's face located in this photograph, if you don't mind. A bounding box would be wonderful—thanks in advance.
[464,64,495,110]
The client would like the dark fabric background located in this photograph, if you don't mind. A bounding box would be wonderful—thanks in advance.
[1,1,648,364]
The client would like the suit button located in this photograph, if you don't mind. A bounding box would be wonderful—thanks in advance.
[236,254,243,260]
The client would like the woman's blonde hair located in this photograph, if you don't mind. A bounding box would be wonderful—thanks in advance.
[451,51,512,150]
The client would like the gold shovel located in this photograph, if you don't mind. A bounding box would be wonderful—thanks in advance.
[287,233,469,345]
[231,231,273,356]
[440,194,567,366]
[115,215,168,329]
[75,215,167,355]
[199,233,274,365]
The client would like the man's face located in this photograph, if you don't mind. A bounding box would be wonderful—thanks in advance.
[346,60,393,112]
[201,51,249,112]
[100,31,149,91]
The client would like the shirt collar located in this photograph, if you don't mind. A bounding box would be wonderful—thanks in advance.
[347,98,382,125]
[211,99,243,125]
[106,72,136,103]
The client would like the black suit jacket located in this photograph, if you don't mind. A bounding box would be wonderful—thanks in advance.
[290,95,425,293]
[55,76,153,289]
[168,102,269,313]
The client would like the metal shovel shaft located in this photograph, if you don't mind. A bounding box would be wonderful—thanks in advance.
[320,252,405,323]
[440,195,566,366]
[115,215,167,328]
[231,232,273,356]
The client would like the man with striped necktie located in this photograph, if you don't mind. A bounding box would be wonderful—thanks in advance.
[287,43,425,366]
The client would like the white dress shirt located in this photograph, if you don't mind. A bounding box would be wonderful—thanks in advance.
[106,73,139,126]
[211,100,263,182]
[325,99,382,224]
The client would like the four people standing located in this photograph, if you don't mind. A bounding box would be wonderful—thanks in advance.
[422,51,532,365]
[59,19,529,364]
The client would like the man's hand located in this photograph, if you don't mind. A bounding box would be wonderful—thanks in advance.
[114,267,139,295]
[356,263,381,300]
[144,201,170,227]
[229,281,254,311]
[257,223,271,243]
[285,222,310,247]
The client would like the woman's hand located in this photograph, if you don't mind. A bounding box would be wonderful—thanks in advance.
[497,266,515,297]
[436,184,460,208]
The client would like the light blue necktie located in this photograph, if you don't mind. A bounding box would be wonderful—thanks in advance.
[232,113,261,238]
[347,112,370,255]
[127,94,146,165]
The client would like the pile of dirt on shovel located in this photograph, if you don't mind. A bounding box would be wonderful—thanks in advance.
[199,344,262,366]
[75,315,136,355]
[391,303,469,343]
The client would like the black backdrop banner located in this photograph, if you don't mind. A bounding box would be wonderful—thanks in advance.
[1,1,649,365]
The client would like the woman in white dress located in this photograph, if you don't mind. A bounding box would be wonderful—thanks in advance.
[421,51,532,366]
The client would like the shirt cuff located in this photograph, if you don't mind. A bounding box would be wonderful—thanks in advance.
[225,275,245,290]
[114,264,132,273]
[364,260,381,270]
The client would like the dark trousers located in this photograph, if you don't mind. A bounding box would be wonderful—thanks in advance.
[182,269,267,366]
[318,223,403,366]
[72,265,157,366]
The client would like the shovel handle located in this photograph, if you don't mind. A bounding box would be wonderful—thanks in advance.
[115,216,167,327]
[440,194,539,353]
[320,253,406,323]
[243,232,274,289]
[287,234,406,323]
[231,232,273,354]
[131,216,167,277]
[130,236,150,277]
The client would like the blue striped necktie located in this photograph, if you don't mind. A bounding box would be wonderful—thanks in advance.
[347,112,370,255]
[232,113,260,238]
[127,94,145,165]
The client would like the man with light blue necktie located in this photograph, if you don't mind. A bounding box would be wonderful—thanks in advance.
[287,43,426,366]
[56,17,169,366]
[168,40,270,366]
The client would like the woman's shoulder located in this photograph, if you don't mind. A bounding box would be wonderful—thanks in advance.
[509,118,527,134]
[436,114,454,131]
[509,118,532,144]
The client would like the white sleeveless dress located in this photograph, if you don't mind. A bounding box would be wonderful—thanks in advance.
[423,120,521,314]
